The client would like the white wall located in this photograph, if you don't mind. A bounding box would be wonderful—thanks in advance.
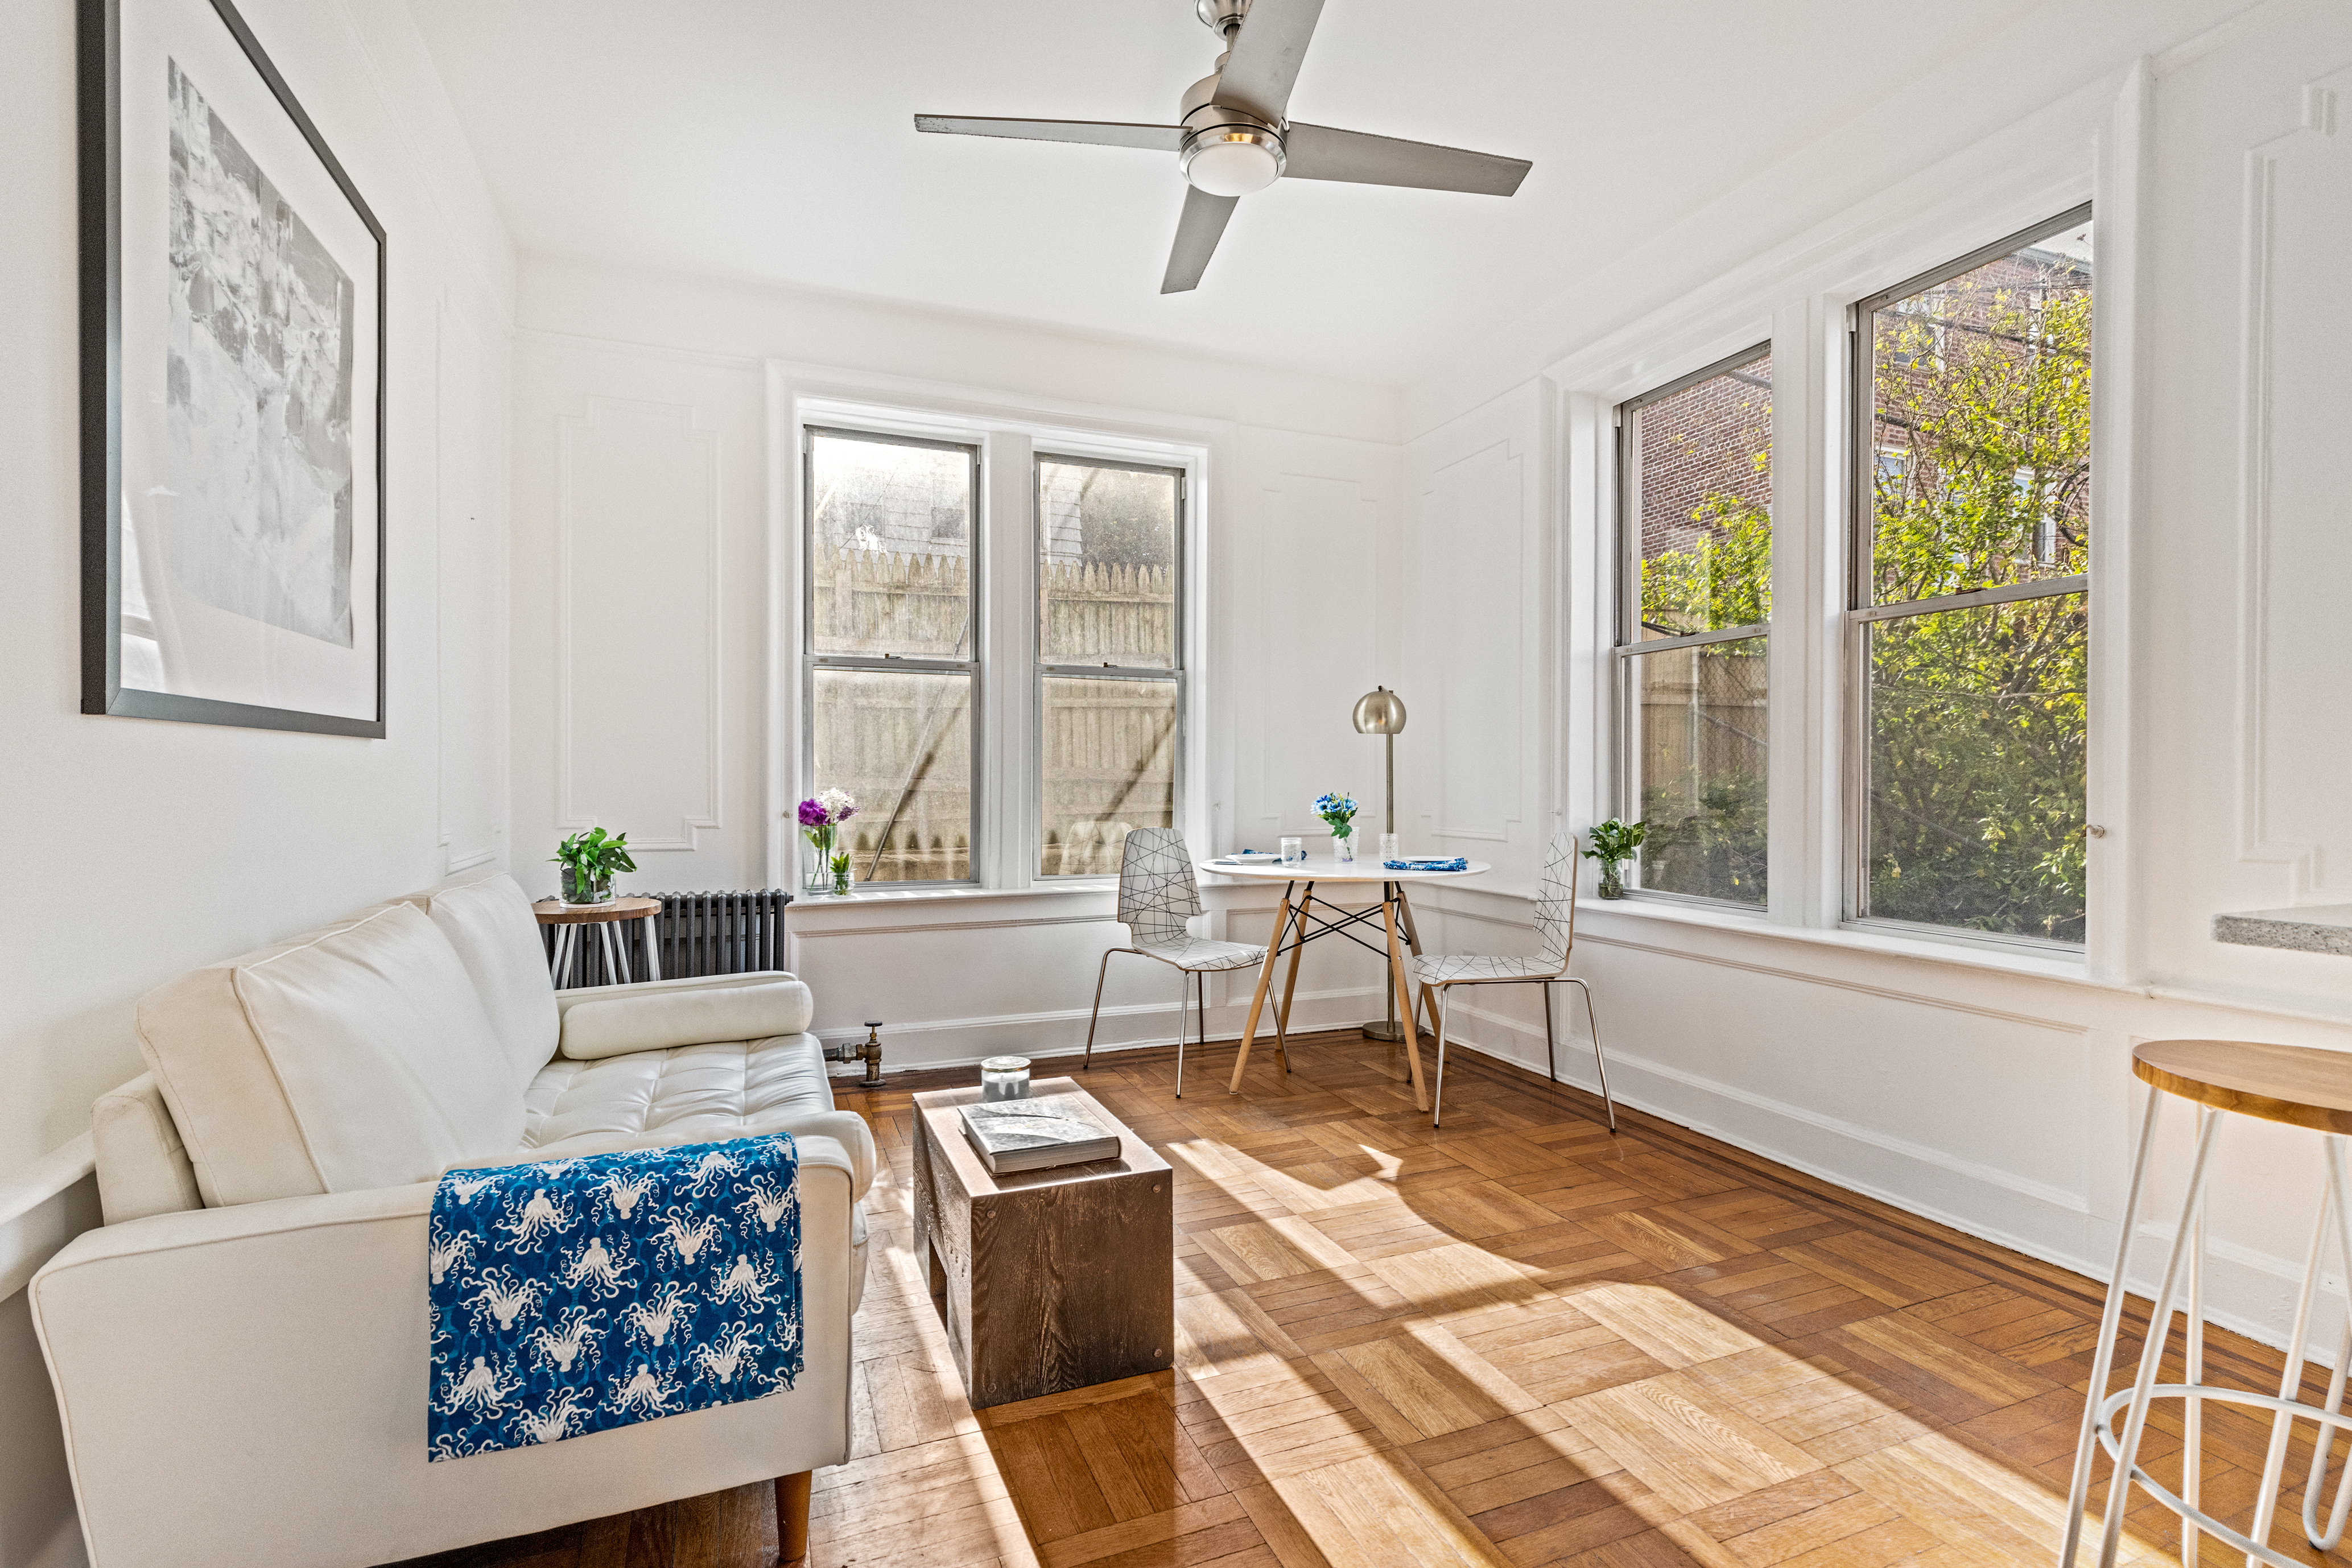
[1399,0,2352,1357]
[509,258,1410,1066]
[0,2,514,1562]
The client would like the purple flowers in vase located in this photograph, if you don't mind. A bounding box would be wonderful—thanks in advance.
[797,790,858,896]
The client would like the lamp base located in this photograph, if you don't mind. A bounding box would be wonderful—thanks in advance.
[1360,1019,1406,1042]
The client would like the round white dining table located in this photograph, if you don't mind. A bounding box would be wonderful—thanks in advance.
[1195,856,1491,1111]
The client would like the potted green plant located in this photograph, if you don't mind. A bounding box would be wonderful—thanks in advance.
[552,827,636,905]
[1582,819,1645,899]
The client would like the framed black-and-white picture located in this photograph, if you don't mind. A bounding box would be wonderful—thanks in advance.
[80,0,386,736]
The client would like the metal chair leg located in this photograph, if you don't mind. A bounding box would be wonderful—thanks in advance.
[1562,977,1616,1133]
[1540,983,1559,1084]
[1083,949,1118,1070]
[1431,987,1452,1128]
[1174,966,1190,1099]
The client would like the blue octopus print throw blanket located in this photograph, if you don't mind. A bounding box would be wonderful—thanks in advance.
[426,1134,802,1459]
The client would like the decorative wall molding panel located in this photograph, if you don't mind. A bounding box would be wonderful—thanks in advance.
[2236,67,2352,902]
[1419,440,1526,844]
[1250,473,1381,839]
[555,396,723,850]
[437,295,503,874]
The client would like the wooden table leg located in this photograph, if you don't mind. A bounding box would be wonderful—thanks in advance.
[1382,890,1429,1111]
[1271,885,1311,1074]
[1227,882,1296,1094]
[1392,886,1441,1040]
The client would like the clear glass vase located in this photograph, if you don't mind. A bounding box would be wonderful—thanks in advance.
[803,831,836,897]
[563,867,612,905]
[1332,831,1355,864]
[1598,864,1627,899]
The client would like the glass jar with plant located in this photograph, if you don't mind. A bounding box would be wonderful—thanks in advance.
[1314,791,1359,863]
[552,827,636,906]
[797,790,858,897]
[1582,819,1646,899]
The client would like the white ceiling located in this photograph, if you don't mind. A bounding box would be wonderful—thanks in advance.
[407,0,2044,386]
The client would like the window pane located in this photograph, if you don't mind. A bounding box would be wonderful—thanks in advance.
[1867,219,2092,606]
[1631,637,1768,903]
[1865,594,2086,942]
[1040,677,1177,877]
[812,668,972,883]
[809,432,974,658]
[1038,460,1177,669]
[1633,356,1772,640]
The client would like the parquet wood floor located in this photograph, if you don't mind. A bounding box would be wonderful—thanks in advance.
[389,1030,2341,1568]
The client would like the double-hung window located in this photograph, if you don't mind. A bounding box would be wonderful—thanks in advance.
[805,427,980,885]
[802,420,1191,888]
[1847,205,2092,945]
[1615,346,1774,905]
[1036,455,1184,877]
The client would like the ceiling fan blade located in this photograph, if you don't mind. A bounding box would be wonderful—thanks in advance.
[914,115,1186,152]
[1282,123,1531,196]
[1211,0,1324,122]
[1161,186,1239,294]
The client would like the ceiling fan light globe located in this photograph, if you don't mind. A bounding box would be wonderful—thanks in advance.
[1183,133,1282,197]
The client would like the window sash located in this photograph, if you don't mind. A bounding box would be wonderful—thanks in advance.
[1614,343,1775,911]
[1843,205,2093,943]
[803,424,984,886]
[1846,203,2093,616]
[1617,636,1771,907]
[1616,342,1774,650]
[1032,453,1186,880]
[1036,669,1185,880]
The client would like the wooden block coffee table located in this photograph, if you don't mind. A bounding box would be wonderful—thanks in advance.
[909,1076,1174,1409]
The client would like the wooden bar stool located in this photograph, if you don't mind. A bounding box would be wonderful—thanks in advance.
[2061,1039,2352,1568]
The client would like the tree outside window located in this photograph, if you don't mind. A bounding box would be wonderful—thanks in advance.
[1854,208,2092,944]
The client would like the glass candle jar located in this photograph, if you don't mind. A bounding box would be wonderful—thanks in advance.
[979,1056,1031,1101]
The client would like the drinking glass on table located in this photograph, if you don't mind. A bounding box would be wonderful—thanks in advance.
[1280,837,1305,865]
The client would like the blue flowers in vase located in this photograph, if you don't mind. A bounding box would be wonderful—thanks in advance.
[1314,792,1359,863]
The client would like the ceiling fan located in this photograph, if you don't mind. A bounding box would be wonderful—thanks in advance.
[914,0,1532,294]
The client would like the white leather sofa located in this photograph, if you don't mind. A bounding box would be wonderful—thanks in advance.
[29,870,872,1568]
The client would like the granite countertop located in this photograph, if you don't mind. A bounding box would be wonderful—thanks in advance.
[2213,906,2352,957]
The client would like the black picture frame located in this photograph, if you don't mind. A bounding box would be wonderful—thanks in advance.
[79,0,388,737]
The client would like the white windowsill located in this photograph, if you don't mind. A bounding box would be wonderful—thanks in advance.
[791,878,1116,907]
[1570,894,2093,984]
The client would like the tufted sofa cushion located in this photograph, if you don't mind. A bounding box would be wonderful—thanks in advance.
[520,1033,876,1202]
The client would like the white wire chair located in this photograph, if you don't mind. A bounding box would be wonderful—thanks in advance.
[1082,827,1280,1096]
[1411,830,1616,1130]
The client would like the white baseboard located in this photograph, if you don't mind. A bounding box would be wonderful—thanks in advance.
[813,986,1387,1071]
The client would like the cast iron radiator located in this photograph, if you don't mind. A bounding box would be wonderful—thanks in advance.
[544,889,795,989]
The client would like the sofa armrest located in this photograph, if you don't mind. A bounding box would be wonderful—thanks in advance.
[30,1138,860,1568]
[552,971,798,1017]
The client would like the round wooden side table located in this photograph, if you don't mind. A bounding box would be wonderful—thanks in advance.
[2062,1038,2352,1568]
[533,896,662,987]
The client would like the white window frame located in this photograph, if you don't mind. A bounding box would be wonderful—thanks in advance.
[800,424,985,888]
[1841,203,2094,955]
[1031,451,1189,882]
[771,378,1211,897]
[1612,341,1775,911]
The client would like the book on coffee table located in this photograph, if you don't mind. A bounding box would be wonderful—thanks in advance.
[958,1094,1121,1175]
